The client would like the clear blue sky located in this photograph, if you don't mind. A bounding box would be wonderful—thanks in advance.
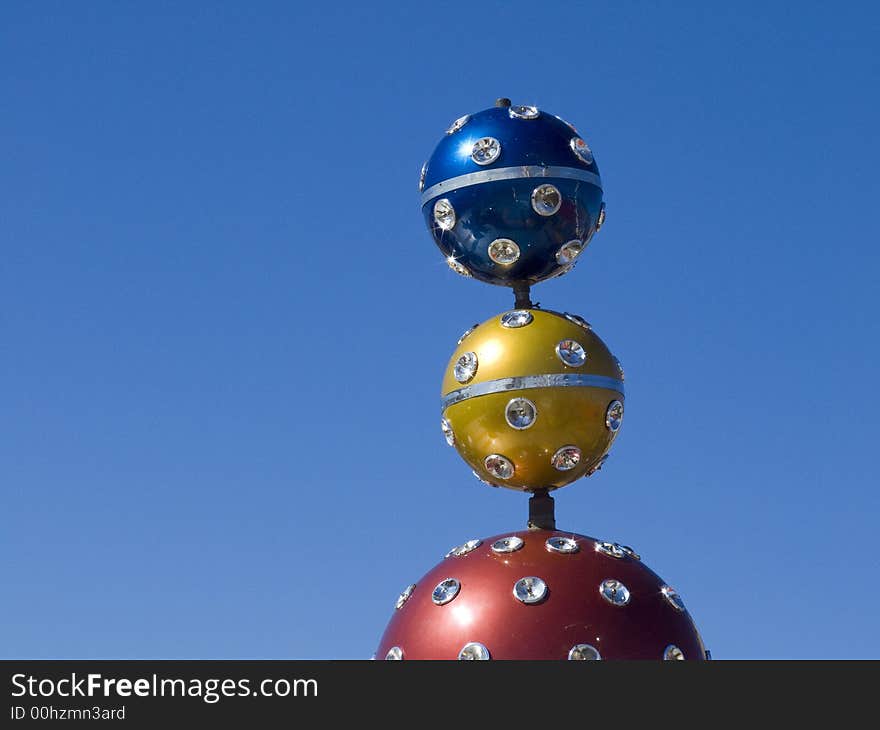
[2,1,878,659]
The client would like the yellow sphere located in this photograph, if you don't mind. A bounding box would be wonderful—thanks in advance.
[441,309,624,491]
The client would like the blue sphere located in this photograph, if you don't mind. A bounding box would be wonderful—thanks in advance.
[420,103,606,288]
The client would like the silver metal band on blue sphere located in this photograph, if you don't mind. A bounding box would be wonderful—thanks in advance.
[441,373,624,410]
[420,166,603,206]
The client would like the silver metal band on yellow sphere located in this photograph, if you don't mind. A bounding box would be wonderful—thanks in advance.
[440,308,625,491]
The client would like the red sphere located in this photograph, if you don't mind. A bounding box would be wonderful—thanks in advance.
[377,529,708,660]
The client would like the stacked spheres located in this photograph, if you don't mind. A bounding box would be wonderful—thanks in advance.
[420,104,606,287]
[377,530,708,660]
[441,308,624,491]
[375,100,708,660]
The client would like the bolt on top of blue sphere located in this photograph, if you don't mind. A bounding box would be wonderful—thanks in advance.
[420,99,607,289]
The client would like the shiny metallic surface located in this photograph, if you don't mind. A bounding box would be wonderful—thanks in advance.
[440,417,455,446]
[509,105,539,120]
[549,262,575,280]
[420,105,603,286]
[487,238,521,265]
[472,470,494,487]
[661,585,686,612]
[513,576,548,604]
[453,351,478,384]
[420,165,601,206]
[568,644,602,660]
[491,536,524,553]
[587,454,609,475]
[446,114,470,134]
[505,397,537,430]
[377,529,708,660]
[457,324,478,345]
[500,310,533,328]
[446,539,482,558]
[564,312,592,330]
[554,114,578,133]
[395,584,416,610]
[620,545,640,561]
[556,339,586,367]
[597,201,606,230]
[441,309,623,491]
[422,108,600,194]
[471,137,501,165]
[433,198,455,230]
[570,136,594,164]
[531,184,562,216]
[446,257,472,277]
[458,642,491,660]
[385,646,404,660]
[484,453,514,480]
[595,542,626,559]
[599,579,631,606]
[546,536,579,554]
[419,161,427,192]
[551,445,581,471]
[606,400,624,432]
[556,240,584,265]
[664,645,685,661]
[431,578,461,605]
[442,373,624,410]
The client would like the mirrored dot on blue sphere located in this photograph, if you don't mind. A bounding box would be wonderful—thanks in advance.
[420,104,605,287]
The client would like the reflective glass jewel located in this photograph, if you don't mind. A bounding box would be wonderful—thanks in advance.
[500,310,533,328]
[446,539,482,558]
[484,454,514,480]
[546,536,579,554]
[454,351,478,383]
[471,137,501,165]
[488,238,520,265]
[596,542,625,559]
[433,198,456,230]
[556,339,586,367]
[441,417,455,446]
[509,105,539,120]
[395,584,415,610]
[513,576,548,604]
[606,400,624,432]
[447,257,471,277]
[446,114,469,134]
[457,324,478,344]
[571,136,594,164]
[564,312,592,330]
[458,642,491,660]
[661,585,686,612]
[531,184,562,216]
[556,240,583,265]
[568,644,601,660]
[491,536,524,553]
[599,579,631,606]
[432,578,461,605]
[551,445,581,471]
[505,398,537,430]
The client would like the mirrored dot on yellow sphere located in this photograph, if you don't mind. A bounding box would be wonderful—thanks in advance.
[440,309,625,492]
